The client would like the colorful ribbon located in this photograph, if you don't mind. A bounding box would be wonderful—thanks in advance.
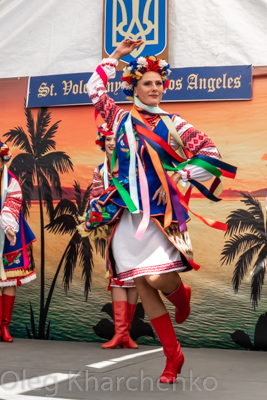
[93,77,237,235]
[103,153,109,190]
[131,102,234,232]
[125,113,140,213]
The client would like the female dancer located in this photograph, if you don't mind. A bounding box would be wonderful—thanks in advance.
[85,39,235,383]
[91,124,138,349]
[0,141,36,342]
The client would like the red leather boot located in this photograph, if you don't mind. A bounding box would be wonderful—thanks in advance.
[1,294,15,342]
[165,282,191,324]
[126,303,138,349]
[150,312,184,383]
[102,301,129,349]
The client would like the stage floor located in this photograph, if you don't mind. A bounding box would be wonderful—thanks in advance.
[0,339,266,399]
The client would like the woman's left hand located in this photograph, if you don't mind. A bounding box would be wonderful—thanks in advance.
[152,186,168,205]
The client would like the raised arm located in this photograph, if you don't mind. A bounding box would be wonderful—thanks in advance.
[87,39,144,134]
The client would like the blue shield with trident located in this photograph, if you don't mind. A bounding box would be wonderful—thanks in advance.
[104,0,168,63]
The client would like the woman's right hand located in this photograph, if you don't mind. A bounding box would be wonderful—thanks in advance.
[6,228,16,246]
[110,38,144,60]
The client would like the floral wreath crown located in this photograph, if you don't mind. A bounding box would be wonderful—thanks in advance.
[121,55,171,98]
[0,141,12,162]
[95,123,114,152]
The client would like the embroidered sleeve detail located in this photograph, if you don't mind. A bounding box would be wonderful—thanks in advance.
[87,59,125,133]
[100,62,117,68]
[90,93,100,101]
[8,190,21,196]
[197,149,220,158]
[173,115,219,157]
[180,127,216,155]
[8,177,23,199]
[175,120,188,131]
[90,168,105,202]
[173,115,220,182]
[95,93,125,131]
[3,197,21,220]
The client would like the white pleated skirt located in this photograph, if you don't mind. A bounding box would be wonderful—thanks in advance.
[111,210,186,281]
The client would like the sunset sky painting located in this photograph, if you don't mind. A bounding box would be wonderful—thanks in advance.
[0,70,267,347]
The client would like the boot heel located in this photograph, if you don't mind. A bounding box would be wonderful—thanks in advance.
[101,301,129,349]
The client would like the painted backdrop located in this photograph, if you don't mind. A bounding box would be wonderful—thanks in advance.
[0,71,267,350]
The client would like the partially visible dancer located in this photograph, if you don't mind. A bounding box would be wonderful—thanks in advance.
[85,39,237,382]
[90,124,138,349]
[0,141,36,342]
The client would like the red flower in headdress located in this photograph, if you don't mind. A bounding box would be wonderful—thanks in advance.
[0,141,11,161]
[146,58,161,73]
[163,79,170,89]
[121,76,132,85]
[0,146,9,156]
[95,139,105,149]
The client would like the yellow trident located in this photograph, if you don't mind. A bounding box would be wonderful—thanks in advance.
[112,0,159,58]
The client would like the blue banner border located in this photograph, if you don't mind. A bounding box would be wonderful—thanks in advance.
[27,65,252,108]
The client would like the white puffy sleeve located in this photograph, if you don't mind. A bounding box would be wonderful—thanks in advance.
[0,176,22,233]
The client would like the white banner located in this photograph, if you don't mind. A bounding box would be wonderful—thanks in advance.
[0,0,266,78]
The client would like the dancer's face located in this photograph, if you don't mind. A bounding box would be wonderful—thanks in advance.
[134,71,164,107]
[105,135,116,158]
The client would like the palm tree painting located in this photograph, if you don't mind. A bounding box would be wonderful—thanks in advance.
[221,192,267,309]
[4,101,73,339]
[44,181,94,303]
[221,193,267,349]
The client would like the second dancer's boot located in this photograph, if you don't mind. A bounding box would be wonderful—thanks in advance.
[1,294,15,342]
[126,303,138,349]
[102,301,129,349]
[150,312,184,383]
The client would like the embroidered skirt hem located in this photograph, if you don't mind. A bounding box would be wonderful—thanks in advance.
[110,211,191,281]
[110,278,136,288]
[0,270,36,287]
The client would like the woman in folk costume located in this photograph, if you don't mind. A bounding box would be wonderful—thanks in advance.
[91,124,138,349]
[0,141,36,342]
[85,39,236,383]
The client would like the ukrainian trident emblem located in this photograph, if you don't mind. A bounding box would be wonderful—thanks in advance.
[104,0,168,63]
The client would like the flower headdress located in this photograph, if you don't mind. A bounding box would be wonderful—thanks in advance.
[121,55,171,98]
[0,141,11,162]
[95,123,113,152]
